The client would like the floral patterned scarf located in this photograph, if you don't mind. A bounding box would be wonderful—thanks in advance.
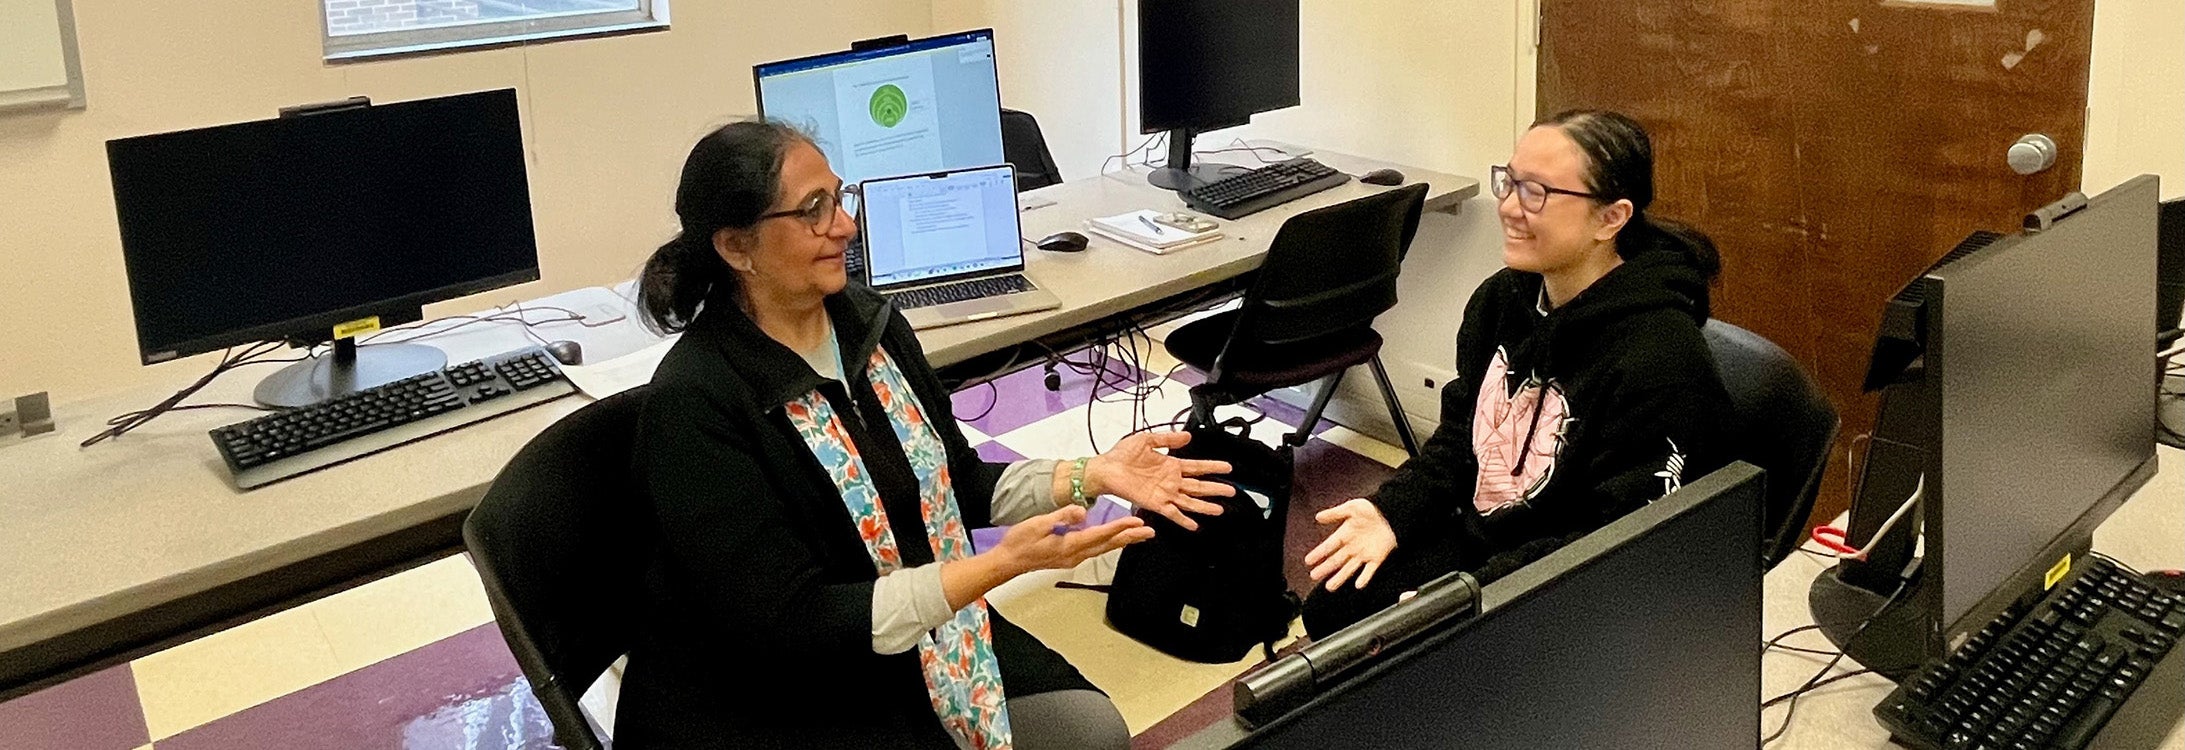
[781,347,1012,750]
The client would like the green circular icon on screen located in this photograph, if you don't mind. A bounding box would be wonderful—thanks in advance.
[869,84,909,128]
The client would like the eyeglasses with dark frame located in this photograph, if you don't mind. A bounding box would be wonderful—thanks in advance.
[1490,165,1599,213]
[755,184,860,236]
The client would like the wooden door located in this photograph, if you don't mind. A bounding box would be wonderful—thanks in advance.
[1538,0,2094,531]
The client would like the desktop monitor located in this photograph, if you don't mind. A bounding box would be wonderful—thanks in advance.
[1137,0,1302,190]
[2161,196,2185,448]
[2159,197,2184,341]
[106,88,540,408]
[1179,463,1766,750]
[1813,175,2162,671]
[753,29,1006,188]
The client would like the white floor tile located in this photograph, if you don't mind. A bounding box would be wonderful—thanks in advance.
[308,554,496,675]
[131,602,344,740]
[1317,426,1411,468]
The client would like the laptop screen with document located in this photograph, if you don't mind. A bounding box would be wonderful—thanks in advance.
[860,164,1024,289]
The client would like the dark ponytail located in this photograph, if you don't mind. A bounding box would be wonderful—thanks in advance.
[1534,109,1721,281]
[637,119,815,334]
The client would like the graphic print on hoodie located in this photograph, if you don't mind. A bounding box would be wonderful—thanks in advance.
[1472,347,1570,514]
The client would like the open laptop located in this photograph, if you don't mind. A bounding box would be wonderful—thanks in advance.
[859,164,1060,329]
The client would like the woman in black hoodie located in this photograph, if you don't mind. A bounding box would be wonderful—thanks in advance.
[1300,110,1735,638]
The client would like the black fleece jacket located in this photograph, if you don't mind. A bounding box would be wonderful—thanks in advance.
[1372,248,1734,583]
[615,284,1091,749]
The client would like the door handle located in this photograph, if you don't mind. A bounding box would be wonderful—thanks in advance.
[2008,134,2058,175]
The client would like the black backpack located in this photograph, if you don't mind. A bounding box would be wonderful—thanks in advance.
[1105,420,1300,663]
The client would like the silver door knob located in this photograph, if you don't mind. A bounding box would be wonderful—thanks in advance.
[2008,134,2057,175]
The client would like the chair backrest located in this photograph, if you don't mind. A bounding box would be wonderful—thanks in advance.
[1000,108,1063,191]
[1701,320,1838,570]
[464,387,652,750]
[1225,183,1429,350]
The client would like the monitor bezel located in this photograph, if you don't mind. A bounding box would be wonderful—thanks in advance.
[106,88,541,365]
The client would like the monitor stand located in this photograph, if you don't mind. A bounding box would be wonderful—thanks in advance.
[1808,563,1932,678]
[1146,127,1246,191]
[253,337,447,409]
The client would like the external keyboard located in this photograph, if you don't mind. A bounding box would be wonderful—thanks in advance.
[1875,557,2184,750]
[1180,158,1350,220]
[887,274,1036,310]
[211,346,577,489]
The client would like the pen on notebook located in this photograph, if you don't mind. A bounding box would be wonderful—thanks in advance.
[1138,215,1165,235]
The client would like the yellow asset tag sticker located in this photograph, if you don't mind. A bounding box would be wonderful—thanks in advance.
[332,316,382,340]
[2044,554,2072,590]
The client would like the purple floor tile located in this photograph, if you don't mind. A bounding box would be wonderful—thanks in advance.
[0,665,149,750]
[156,625,557,750]
[970,526,1005,554]
[952,350,1147,437]
[973,441,1027,463]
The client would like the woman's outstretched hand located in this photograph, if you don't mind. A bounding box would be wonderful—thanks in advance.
[1083,430,1236,531]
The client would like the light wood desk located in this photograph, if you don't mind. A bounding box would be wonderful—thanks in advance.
[0,146,1477,698]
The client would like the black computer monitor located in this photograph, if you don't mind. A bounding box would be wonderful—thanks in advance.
[754,29,1006,188]
[1814,176,2162,671]
[106,89,539,408]
[1177,463,1765,750]
[2161,196,2185,448]
[1137,0,1301,191]
[2159,197,2184,341]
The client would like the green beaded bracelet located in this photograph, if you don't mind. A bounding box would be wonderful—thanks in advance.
[1069,457,1090,506]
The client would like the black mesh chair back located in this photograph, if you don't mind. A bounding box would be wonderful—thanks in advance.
[1222,183,1429,352]
[464,386,651,750]
[1702,321,1838,569]
[1163,184,1432,455]
[1000,108,1063,191]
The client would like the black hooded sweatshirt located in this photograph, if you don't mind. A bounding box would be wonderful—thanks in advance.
[1370,246,1734,582]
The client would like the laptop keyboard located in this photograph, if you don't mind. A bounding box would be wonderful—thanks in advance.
[887,274,1037,310]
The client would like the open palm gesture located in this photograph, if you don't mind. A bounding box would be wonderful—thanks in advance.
[1086,431,1235,531]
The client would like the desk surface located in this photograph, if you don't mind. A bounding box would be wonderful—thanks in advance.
[923,143,1475,367]
[1763,443,2185,749]
[0,145,1476,693]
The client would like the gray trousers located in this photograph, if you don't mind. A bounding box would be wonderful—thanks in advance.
[952,689,1131,750]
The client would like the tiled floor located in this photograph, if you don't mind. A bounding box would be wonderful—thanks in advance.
[0,340,1407,750]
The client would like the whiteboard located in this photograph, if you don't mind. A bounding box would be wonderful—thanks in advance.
[0,0,84,111]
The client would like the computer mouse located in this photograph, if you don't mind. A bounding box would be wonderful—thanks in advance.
[544,340,583,366]
[1036,231,1089,253]
[1360,168,1406,186]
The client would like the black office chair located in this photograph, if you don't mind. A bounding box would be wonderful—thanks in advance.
[1000,108,1063,191]
[464,387,652,750]
[1702,320,1837,570]
[1164,183,1431,455]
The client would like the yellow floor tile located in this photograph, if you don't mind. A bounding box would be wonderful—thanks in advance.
[308,554,497,674]
[131,600,344,740]
[1316,425,1410,468]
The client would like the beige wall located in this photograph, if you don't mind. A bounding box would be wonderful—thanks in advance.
[931,0,1128,182]
[2083,0,2185,200]
[1130,0,1524,434]
[7,0,2176,406]
[0,1,933,400]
